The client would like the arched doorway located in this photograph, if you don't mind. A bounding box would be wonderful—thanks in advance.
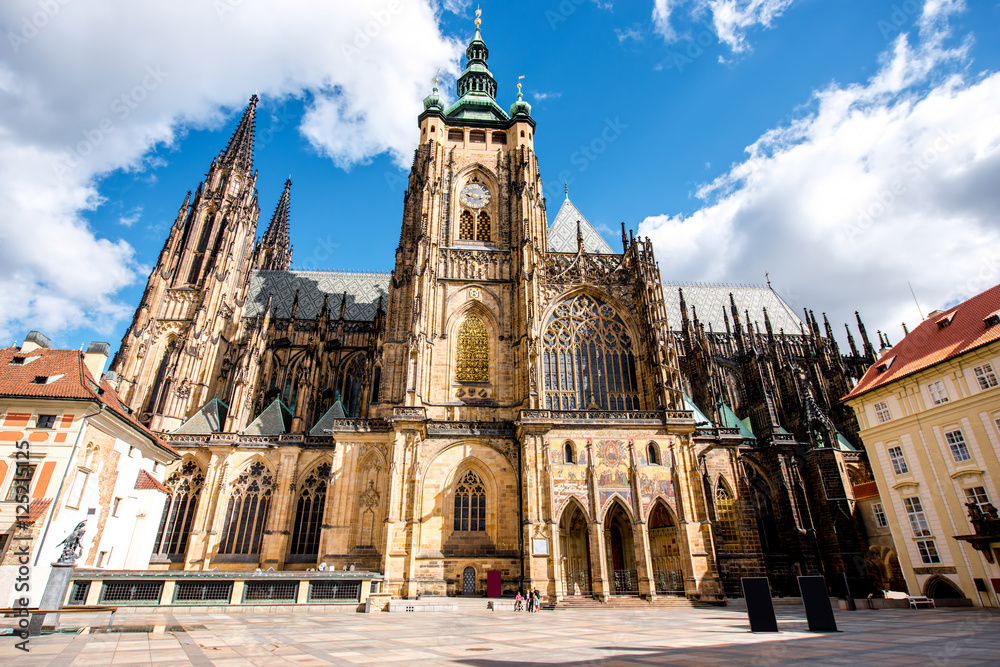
[925,576,964,599]
[648,502,684,596]
[559,501,591,596]
[604,501,638,595]
[462,566,476,595]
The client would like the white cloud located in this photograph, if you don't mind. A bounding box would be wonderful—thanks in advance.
[653,0,795,52]
[615,25,645,43]
[118,207,142,228]
[0,0,461,342]
[640,1,1000,342]
[533,92,562,101]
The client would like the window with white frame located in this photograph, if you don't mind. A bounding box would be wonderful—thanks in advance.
[973,363,999,391]
[67,469,89,509]
[945,430,972,463]
[964,486,990,510]
[874,400,892,423]
[916,539,941,564]
[887,446,909,475]
[903,496,931,537]
[928,380,949,405]
[872,502,888,528]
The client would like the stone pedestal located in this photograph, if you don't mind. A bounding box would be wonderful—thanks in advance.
[27,564,73,636]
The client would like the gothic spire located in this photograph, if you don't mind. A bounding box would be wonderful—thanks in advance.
[255,178,293,271]
[219,95,257,171]
[845,323,859,357]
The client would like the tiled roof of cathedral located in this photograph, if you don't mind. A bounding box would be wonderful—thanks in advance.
[844,283,1000,400]
[547,195,615,255]
[246,270,390,321]
[662,283,803,334]
[0,344,176,457]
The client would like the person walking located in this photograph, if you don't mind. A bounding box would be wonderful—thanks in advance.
[515,591,523,611]
[533,588,541,612]
[526,589,535,613]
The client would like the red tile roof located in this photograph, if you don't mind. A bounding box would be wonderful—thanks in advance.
[844,283,1000,400]
[135,469,169,493]
[852,481,880,500]
[0,346,178,459]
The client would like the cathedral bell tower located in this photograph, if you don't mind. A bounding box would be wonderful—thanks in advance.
[111,96,267,432]
[377,11,548,421]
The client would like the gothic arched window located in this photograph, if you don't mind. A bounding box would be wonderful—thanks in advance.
[153,460,204,557]
[476,211,490,241]
[542,294,640,411]
[564,442,574,464]
[715,483,741,552]
[454,471,486,531]
[459,210,475,240]
[219,461,274,555]
[290,463,329,557]
[647,443,659,465]
[456,315,489,383]
[341,354,366,418]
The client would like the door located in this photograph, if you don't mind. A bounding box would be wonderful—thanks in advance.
[463,566,476,595]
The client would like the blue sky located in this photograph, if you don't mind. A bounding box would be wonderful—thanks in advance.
[2,0,999,354]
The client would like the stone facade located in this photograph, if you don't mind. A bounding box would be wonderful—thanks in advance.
[110,19,890,600]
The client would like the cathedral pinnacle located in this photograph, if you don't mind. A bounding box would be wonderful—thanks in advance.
[220,95,257,172]
[256,178,292,271]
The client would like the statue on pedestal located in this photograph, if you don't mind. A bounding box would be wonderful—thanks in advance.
[56,521,86,565]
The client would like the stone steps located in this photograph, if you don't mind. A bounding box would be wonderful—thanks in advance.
[553,595,716,610]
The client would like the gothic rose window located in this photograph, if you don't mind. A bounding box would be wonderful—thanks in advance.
[459,210,475,240]
[290,463,329,557]
[219,461,274,555]
[456,315,489,383]
[153,459,205,557]
[715,483,741,552]
[542,294,640,411]
[476,211,490,241]
[454,470,486,531]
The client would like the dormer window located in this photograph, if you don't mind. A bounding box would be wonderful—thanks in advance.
[985,311,1000,328]
[876,356,895,373]
[937,313,954,329]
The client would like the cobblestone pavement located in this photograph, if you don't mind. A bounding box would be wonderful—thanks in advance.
[1,605,998,666]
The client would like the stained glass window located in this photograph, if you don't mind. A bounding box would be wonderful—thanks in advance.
[153,460,204,557]
[476,211,490,241]
[541,294,640,411]
[456,315,489,382]
[219,461,274,555]
[454,471,486,531]
[459,210,475,239]
[290,463,329,557]
[715,484,740,551]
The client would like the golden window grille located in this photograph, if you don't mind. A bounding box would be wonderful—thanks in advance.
[715,485,741,551]
[456,315,489,382]
[458,209,475,239]
[476,211,490,241]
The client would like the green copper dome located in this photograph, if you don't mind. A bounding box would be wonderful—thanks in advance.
[509,88,531,118]
[423,85,443,112]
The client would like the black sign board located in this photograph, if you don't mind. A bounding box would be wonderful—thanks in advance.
[798,575,839,632]
[741,577,778,633]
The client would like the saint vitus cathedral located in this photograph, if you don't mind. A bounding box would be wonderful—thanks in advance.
[109,17,894,602]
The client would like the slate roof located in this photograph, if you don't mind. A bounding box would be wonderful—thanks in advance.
[844,283,1000,400]
[244,399,293,436]
[245,269,390,321]
[174,398,229,434]
[662,283,803,334]
[547,196,615,255]
[309,399,347,436]
[0,345,176,458]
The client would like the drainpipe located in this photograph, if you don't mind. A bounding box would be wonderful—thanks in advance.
[34,404,104,566]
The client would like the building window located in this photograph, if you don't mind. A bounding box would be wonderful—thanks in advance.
[974,363,999,390]
[916,539,941,564]
[874,401,892,423]
[448,129,464,141]
[339,354,367,418]
[715,484,740,551]
[542,294,640,411]
[469,130,486,143]
[5,464,36,502]
[456,315,489,383]
[872,502,888,528]
[66,469,88,508]
[36,414,57,429]
[887,446,909,475]
[476,211,490,241]
[647,443,660,465]
[96,551,108,567]
[564,442,574,464]
[219,461,274,555]
[112,497,121,517]
[153,460,205,557]
[903,496,931,537]
[964,486,990,510]
[928,380,949,405]
[453,471,486,532]
[290,463,329,557]
[491,131,507,144]
[945,430,972,463]
[458,209,475,240]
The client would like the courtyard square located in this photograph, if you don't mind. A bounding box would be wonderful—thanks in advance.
[1,605,998,666]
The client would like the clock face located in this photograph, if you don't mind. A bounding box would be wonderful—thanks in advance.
[459,183,491,209]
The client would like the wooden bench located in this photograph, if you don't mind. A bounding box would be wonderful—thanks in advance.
[2,606,118,635]
[907,596,936,609]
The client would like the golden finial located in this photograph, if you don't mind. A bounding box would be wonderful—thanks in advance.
[475,6,482,28]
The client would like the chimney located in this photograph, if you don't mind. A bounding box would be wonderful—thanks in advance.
[103,370,120,392]
[84,342,110,379]
[20,331,51,353]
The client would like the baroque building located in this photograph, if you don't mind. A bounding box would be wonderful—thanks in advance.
[109,16,892,601]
